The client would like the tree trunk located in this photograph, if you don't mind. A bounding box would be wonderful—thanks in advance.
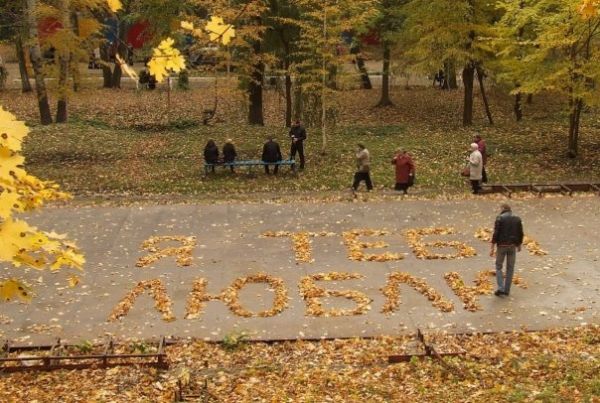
[526,94,533,104]
[377,41,393,107]
[476,66,493,125]
[356,56,371,90]
[293,84,302,121]
[462,64,475,126]
[285,70,292,127]
[15,36,33,93]
[568,98,583,158]
[248,41,264,125]
[444,62,458,90]
[100,44,113,88]
[56,0,70,123]
[26,0,52,125]
[70,11,80,92]
[514,92,523,121]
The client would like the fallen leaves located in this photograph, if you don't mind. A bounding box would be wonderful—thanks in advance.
[136,236,196,268]
[405,227,476,259]
[109,279,175,322]
[261,231,336,263]
[221,273,289,318]
[342,229,404,262]
[444,271,493,312]
[475,227,548,256]
[381,272,454,313]
[299,272,372,317]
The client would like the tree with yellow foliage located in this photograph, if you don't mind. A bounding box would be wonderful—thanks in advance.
[0,107,84,302]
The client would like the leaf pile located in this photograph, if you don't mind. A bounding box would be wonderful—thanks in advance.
[1,326,597,402]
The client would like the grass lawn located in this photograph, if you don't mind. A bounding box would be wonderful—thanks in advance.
[1,82,600,200]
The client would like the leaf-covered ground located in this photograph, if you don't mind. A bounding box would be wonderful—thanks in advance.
[0,326,598,402]
[1,83,599,200]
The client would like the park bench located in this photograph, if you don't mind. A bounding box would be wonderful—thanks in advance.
[204,159,296,175]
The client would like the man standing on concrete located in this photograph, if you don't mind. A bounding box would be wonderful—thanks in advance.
[490,203,524,296]
[289,120,307,171]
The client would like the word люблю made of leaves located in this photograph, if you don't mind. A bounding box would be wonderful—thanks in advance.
[0,106,84,302]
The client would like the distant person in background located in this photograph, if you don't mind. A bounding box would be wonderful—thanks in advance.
[468,142,483,194]
[222,139,237,172]
[352,144,373,193]
[262,137,282,174]
[474,133,488,183]
[392,149,415,194]
[289,120,307,170]
[204,139,219,173]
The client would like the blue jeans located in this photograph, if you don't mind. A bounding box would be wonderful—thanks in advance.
[495,245,516,294]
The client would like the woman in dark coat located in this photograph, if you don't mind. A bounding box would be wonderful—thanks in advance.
[204,139,219,173]
[392,149,415,194]
[222,139,237,172]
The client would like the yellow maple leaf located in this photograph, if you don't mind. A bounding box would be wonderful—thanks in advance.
[0,218,35,261]
[205,16,235,45]
[0,279,32,302]
[51,248,85,271]
[148,37,186,82]
[0,189,23,219]
[0,107,28,151]
[68,275,80,288]
[0,146,26,179]
[180,20,194,31]
[107,0,122,13]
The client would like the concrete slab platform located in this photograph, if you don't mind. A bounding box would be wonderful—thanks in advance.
[1,197,599,343]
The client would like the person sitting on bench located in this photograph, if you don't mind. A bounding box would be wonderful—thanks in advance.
[262,137,282,174]
[222,139,237,172]
[204,139,219,173]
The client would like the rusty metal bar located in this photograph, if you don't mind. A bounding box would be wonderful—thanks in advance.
[388,328,466,364]
[0,336,169,373]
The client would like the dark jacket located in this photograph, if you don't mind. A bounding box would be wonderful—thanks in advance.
[289,125,307,142]
[492,212,524,246]
[222,143,237,163]
[262,140,282,163]
[204,144,219,164]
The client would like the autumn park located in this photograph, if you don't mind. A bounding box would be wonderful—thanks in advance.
[0,0,599,401]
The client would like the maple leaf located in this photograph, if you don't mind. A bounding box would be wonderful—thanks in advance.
[0,218,36,261]
[0,147,26,179]
[148,38,186,82]
[106,0,122,13]
[0,107,28,152]
[180,20,194,31]
[0,279,32,302]
[51,248,85,271]
[68,275,80,288]
[205,16,235,45]
[0,190,23,219]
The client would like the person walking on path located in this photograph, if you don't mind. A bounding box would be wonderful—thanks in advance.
[289,120,307,170]
[474,133,488,183]
[392,149,415,194]
[262,137,283,174]
[204,139,219,173]
[468,143,483,194]
[490,203,524,297]
[222,139,237,172]
[352,144,373,193]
